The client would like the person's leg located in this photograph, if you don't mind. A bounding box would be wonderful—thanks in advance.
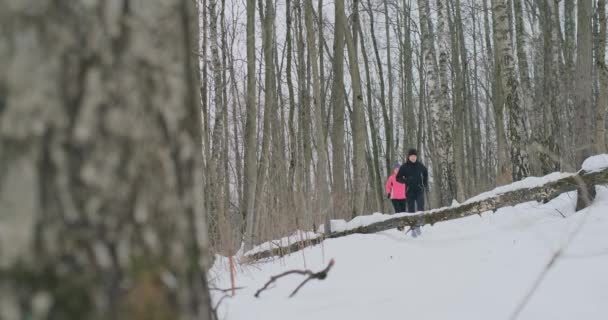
[395,200,407,230]
[413,192,425,236]
[397,199,407,213]
[416,192,425,212]
[405,191,418,236]
[390,199,399,213]
[406,193,416,213]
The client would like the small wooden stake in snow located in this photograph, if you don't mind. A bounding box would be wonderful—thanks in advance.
[254,259,336,298]
[229,256,236,296]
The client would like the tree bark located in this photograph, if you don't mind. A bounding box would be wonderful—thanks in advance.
[470,0,485,191]
[449,0,467,202]
[430,0,456,206]
[366,0,393,175]
[0,0,214,318]
[513,0,531,97]
[208,0,225,250]
[296,0,313,227]
[243,0,259,252]
[401,1,416,151]
[574,0,594,167]
[359,24,386,214]
[596,0,608,154]
[488,0,511,185]
[493,0,531,181]
[330,0,347,229]
[304,0,332,230]
[344,0,367,218]
[286,0,298,192]
[384,0,396,165]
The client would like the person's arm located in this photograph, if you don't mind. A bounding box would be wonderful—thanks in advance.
[396,165,406,183]
[422,164,429,189]
[385,175,393,197]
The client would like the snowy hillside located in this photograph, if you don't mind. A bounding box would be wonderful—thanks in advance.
[211,185,608,320]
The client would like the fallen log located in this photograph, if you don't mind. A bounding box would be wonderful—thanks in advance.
[245,167,608,261]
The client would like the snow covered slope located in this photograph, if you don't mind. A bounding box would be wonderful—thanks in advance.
[211,186,608,320]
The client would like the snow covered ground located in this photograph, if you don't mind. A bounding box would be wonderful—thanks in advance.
[211,184,608,320]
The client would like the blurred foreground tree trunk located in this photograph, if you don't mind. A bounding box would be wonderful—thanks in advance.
[0,1,214,319]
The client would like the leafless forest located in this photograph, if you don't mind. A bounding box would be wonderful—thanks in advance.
[0,0,606,319]
[198,0,606,254]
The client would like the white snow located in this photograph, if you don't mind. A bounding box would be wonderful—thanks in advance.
[582,154,608,173]
[212,186,608,320]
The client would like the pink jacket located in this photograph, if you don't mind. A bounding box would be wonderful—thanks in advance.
[385,174,406,200]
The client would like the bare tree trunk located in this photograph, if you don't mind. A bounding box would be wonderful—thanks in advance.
[489,0,512,185]
[402,1,416,151]
[243,0,258,251]
[434,0,456,205]
[304,0,332,230]
[296,0,313,227]
[513,0,531,97]
[344,0,367,217]
[318,0,326,131]
[540,0,561,173]
[270,1,289,237]
[492,0,531,181]
[384,0,396,163]
[559,0,576,170]
[573,0,594,167]
[286,0,298,191]
[208,0,225,249]
[0,0,214,318]
[220,0,236,253]
[366,0,393,174]
[359,24,386,213]
[470,0,485,191]
[481,0,497,188]
[596,0,608,154]
[330,0,347,230]
[201,0,210,173]
[449,0,467,202]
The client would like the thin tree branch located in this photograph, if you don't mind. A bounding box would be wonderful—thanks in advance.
[254,259,335,298]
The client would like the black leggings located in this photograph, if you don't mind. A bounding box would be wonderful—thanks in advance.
[406,190,425,213]
[391,199,407,213]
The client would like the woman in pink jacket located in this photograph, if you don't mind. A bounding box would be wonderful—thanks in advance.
[386,163,407,213]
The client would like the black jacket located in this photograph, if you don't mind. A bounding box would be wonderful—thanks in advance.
[396,160,429,192]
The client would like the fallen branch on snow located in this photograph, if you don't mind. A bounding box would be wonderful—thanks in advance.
[244,166,608,262]
[254,259,335,298]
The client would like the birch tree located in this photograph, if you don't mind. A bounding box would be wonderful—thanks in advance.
[492,0,530,181]
[0,1,214,319]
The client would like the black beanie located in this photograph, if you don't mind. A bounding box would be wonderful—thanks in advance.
[407,148,418,157]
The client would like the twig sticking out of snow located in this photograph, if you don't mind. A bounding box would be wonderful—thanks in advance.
[254,259,335,298]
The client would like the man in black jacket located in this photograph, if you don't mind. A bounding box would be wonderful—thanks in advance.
[396,149,428,236]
